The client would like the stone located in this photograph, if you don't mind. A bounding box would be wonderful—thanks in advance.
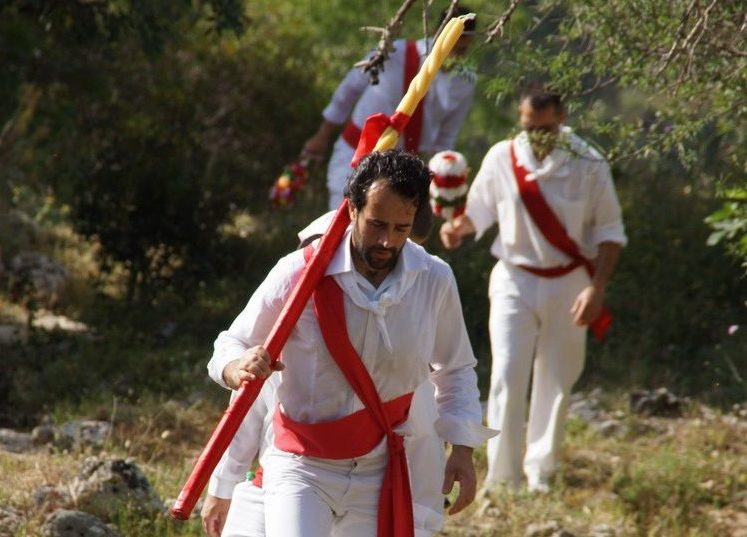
[0,506,23,536]
[71,456,162,522]
[629,388,685,417]
[593,419,623,437]
[59,421,111,449]
[0,428,33,453]
[41,510,120,537]
[34,485,74,512]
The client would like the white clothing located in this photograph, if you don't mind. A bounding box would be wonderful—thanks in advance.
[485,261,587,485]
[221,481,265,537]
[208,377,278,499]
[466,127,627,265]
[323,38,475,209]
[464,129,626,487]
[208,380,446,536]
[208,230,490,448]
[208,231,493,535]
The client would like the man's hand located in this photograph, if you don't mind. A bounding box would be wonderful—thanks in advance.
[222,346,284,390]
[201,495,230,537]
[439,215,476,250]
[570,285,604,326]
[442,445,476,515]
[301,120,340,162]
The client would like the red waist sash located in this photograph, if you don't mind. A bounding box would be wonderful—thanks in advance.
[273,392,413,459]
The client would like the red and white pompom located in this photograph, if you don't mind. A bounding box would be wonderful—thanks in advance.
[428,150,469,221]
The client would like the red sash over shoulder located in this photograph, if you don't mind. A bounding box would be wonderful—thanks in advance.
[343,40,425,165]
[510,142,613,341]
[273,246,415,537]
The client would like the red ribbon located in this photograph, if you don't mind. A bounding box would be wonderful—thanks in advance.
[351,111,411,168]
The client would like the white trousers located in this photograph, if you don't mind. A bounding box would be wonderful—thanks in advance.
[222,481,265,537]
[263,450,386,537]
[262,384,444,537]
[221,382,444,537]
[484,261,588,486]
[326,138,355,210]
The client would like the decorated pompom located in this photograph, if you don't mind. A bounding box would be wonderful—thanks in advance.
[428,150,469,221]
[269,159,309,208]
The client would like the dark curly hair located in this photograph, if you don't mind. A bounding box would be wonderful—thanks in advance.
[344,149,432,226]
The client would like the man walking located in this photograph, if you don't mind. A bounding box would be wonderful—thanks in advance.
[440,87,626,492]
[302,7,477,209]
[209,150,492,536]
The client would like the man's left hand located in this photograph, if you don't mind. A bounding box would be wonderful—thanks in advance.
[442,445,476,515]
[570,285,604,326]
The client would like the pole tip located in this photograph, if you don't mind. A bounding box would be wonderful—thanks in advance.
[169,506,191,521]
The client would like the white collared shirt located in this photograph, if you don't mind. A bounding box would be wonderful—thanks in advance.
[322,38,475,153]
[208,231,489,452]
[465,127,627,267]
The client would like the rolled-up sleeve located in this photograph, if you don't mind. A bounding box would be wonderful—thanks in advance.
[590,161,627,247]
[465,145,501,240]
[429,264,497,447]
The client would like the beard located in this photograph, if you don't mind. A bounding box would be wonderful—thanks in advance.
[351,227,402,272]
[361,245,400,270]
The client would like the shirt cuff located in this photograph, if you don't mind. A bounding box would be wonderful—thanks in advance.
[464,207,495,241]
[434,416,499,448]
[207,475,241,499]
[207,353,233,389]
[322,106,348,126]
[592,222,628,247]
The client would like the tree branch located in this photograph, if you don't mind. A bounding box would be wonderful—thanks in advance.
[485,0,522,44]
[354,0,419,85]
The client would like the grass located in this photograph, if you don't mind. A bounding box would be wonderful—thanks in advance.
[441,405,747,537]
[2,395,747,536]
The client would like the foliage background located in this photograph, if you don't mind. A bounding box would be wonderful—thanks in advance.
[1,0,745,426]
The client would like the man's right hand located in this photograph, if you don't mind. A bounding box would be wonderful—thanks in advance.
[201,495,230,537]
[440,221,464,249]
[222,346,284,390]
[301,133,329,162]
[301,120,340,162]
[439,215,475,250]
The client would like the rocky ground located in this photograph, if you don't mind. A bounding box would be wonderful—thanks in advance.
[1,388,746,536]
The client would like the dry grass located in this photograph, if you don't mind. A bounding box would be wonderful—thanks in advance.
[3,398,747,536]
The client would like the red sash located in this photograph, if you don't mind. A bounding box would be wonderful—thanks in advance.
[272,246,415,537]
[343,41,425,161]
[510,142,613,341]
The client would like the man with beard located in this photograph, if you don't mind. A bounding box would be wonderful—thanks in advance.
[207,150,491,537]
[440,86,626,493]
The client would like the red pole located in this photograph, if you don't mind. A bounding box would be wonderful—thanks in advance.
[169,201,350,519]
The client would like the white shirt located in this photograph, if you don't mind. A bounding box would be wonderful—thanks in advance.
[207,376,277,499]
[465,127,627,267]
[322,38,475,154]
[208,230,488,451]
